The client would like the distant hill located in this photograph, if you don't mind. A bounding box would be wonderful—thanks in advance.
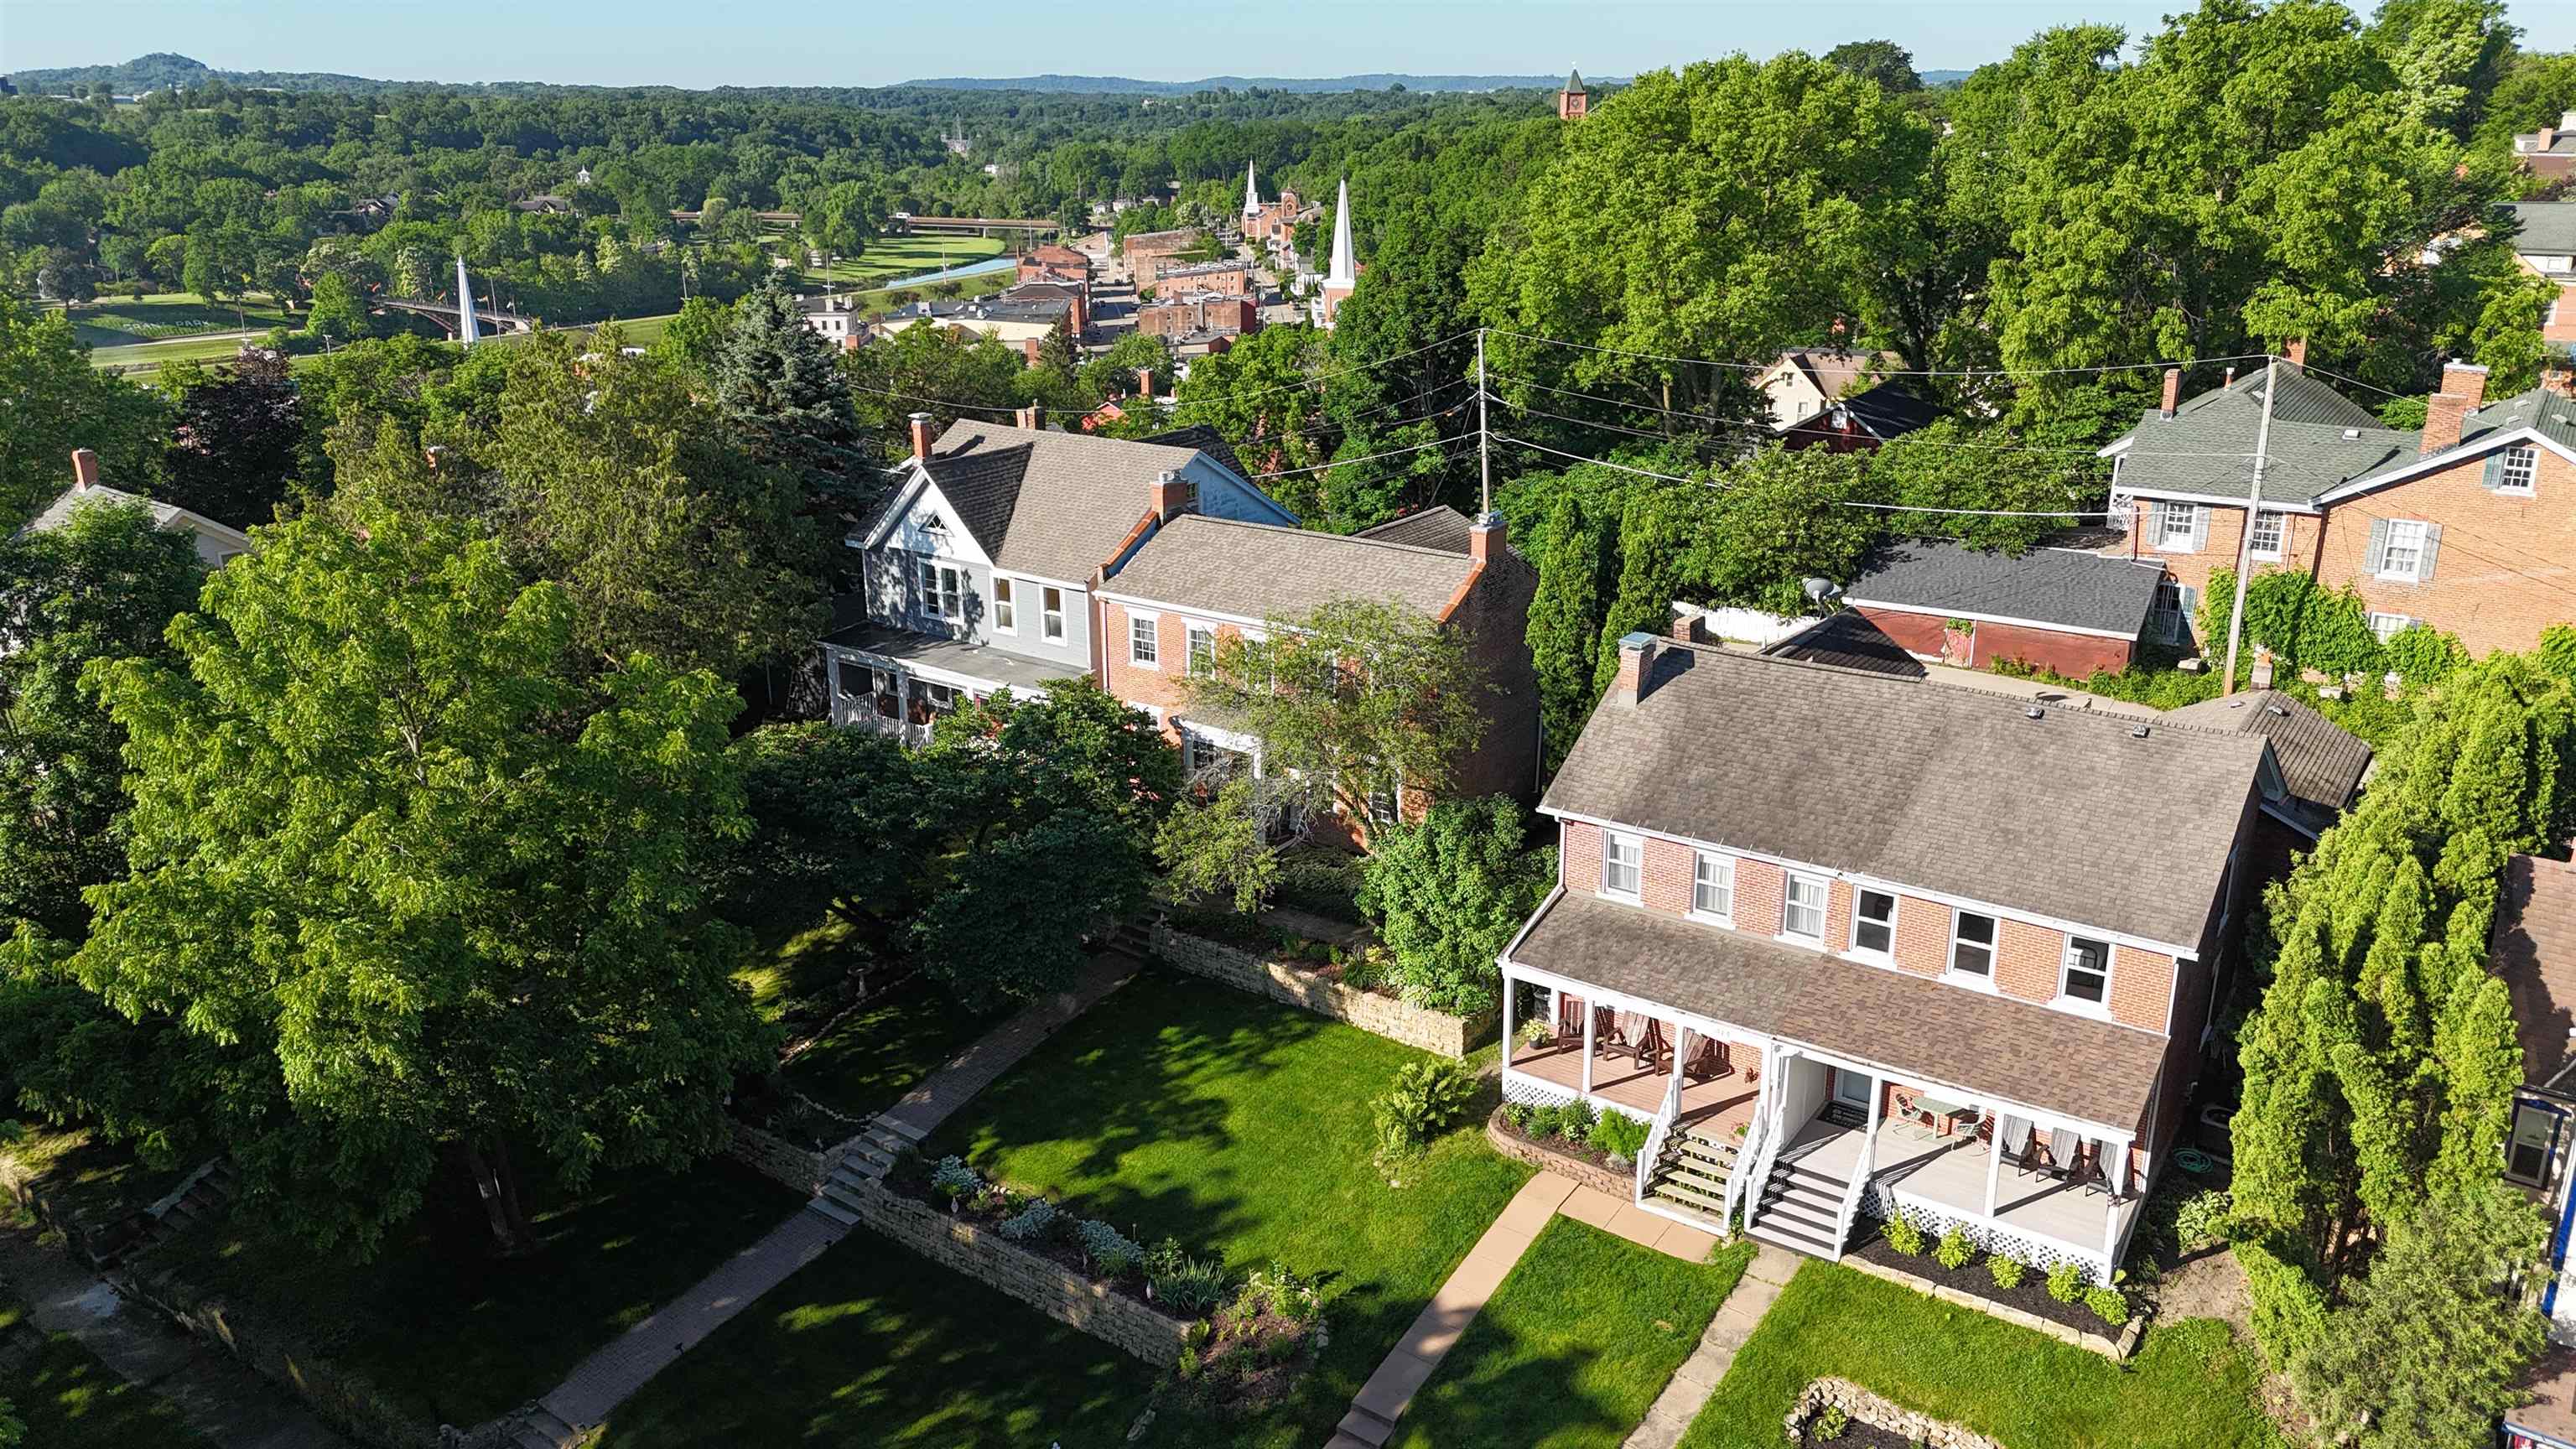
[4,52,417,96]
[900,74,1591,95]
[1921,69,1973,88]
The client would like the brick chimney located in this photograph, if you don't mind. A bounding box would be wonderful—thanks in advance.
[1611,631,1656,707]
[908,412,937,461]
[69,448,100,491]
[1015,404,1042,430]
[2283,337,2307,369]
[1021,337,1041,365]
[2420,361,2489,455]
[1469,511,1504,566]
[2160,368,2182,420]
[2542,363,2576,400]
[2252,650,2275,690]
[1135,367,1156,402]
[1151,468,1189,522]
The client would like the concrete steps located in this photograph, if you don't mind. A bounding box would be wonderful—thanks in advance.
[1334,1399,1399,1447]
[1748,1156,1851,1260]
[506,1403,580,1449]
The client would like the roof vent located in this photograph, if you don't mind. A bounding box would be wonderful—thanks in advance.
[2130,724,2151,739]
[2024,704,2045,720]
[2342,428,2360,439]
[2267,704,2290,717]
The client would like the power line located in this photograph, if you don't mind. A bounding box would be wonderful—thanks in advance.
[1488,329,2277,382]
[1245,434,1468,481]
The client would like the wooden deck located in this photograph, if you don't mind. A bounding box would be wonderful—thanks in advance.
[1504,1040,1759,1135]
[1781,1117,2139,1257]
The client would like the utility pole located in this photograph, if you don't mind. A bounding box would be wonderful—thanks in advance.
[2218,354,2277,696]
[1477,327,1492,515]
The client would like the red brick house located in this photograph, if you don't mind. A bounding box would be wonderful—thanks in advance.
[1094,503,1540,844]
[2098,357,2576,656]
[1497,635,2282,1281]
[1813,538,2168,677]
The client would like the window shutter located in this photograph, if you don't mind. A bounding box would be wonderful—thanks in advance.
[2145,501,2168,539]
[2482,450,2508,491]
[2363,517,2392,575]
[2179,584,2199,638]
[2189,507,2210,552]
[2419,523,2442,582]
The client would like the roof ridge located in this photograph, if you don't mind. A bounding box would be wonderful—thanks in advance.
[1166,512,1481,564]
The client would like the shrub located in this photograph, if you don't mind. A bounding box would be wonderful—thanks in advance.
[2172,1187,2234,1253]
[1371,1058,1478,1159]
[1934,1227,1974,1270]
[1272,849,1365,919]
[998,1197,1058,1242]
[2085,1284,2132,1327]
[1816,1404,1849,1441]
[1078,1219,1145,1277]
[1588,1110,1651,1163]
[1988,1254,2028,1291]
[1555,1099,1598,1144]
[932,1155,979,1202]
[2044,1259,2085,1304]
[1883,1212,1925,1256]
[1357,797,1556,1015]
[2238,1237,2331,1372]
[1518,1017,1554,1048]
[1150,1254,1232,1315]
[1176,1345,1202,1379]
[2382,621,2467,685]
[1500,1101,1535,1132]
[1339,945,1392,992]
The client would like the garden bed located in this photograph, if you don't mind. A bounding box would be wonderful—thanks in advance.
[1845,1222,2111,1343]
[880,1153,1213,1332]
[1148,920,1496,1058]
[1787,1378,2000,1449]
[1484,1107,1637,1200]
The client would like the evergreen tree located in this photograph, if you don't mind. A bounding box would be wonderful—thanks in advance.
[1522,486,1616,771]
[714,276,875,521]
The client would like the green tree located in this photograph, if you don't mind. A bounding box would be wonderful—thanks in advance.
[75,509,770,1256]
[0,498,206,938]
[0,296,167,526]
[1155,776,1280,913]
[1867,418,2090,553]
[648,294,735,381]
[913,805,1142,1010]
[1520,482,1619,771]
[155,345,304,528]
[303,268,374,345]
[849,324,1023,464]
[1823,39,1924,92]
[1082,329,1176,402]
[1166,325,1328,506]
[1358,797,1556,1015]
[180,221,257,328]
[927,678,1182,845]
[725,721,927,939]
[2288,1182,2550,1449]
[1683,444,1888,615]
[714,277,875,522]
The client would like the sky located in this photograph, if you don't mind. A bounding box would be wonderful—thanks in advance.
[3,0,2573,88]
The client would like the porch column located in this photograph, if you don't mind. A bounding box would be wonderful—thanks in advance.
[1984,1118,2006,1218]
[2102,1166,2119,1280]
[1858,1070,1885,1183]
[1500,972,1515,1072]
[1581,998,1597,1096]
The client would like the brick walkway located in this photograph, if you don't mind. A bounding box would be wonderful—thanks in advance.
[1328,1172,1732,1449]
[508,951,1143,1448]
[1621,1244,1800,1449]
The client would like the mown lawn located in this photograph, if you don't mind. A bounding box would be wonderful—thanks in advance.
[1391,1221,1755,1449]
[920,969,1533,1449]
[589,1233,1156,1447]
[149,1156,799,1428]
[782,981,1008,1123]
[1678,1263,2285,1449]
[0,1305,210,1448]
[804,234,1006,285]
[57,291,296,347]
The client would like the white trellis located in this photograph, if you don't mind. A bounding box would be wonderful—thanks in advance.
[1860,1184,2113,1286]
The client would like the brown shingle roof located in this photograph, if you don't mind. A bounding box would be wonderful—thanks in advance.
[2492,854,2576,1095]
[2164,690,2371,838]
[1104,514,1479,622]
[1354,505,1476,554]
[1542,642,2267,947]
[1509,892,2168,1130]
[920,421,1223,584]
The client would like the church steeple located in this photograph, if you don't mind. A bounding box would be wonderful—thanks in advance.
[1557,67,1591,121]
[1325,177,1357,289]
[1243,159,1261,219]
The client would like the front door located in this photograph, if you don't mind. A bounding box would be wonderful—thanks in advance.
[1832,1069,1872,1112]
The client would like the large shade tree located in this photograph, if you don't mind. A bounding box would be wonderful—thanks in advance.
[74,509,771,1256]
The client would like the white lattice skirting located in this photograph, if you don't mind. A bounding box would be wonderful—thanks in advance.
[1501,1074,1581,1109]
[1860,1184,2111,1286]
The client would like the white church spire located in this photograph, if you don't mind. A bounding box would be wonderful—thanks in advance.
[1324,178,1357,289]
[1243,160,1261,219]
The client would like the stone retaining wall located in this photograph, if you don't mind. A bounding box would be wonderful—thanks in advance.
[118,1259,440,1449]
[1483,1114,1633,1200]
[839,1176,1196,1367]
[1787,1377,2002,1449]
[1150,924,1497,1058]
[1837,1254,2145,1360]
[724,1118,839,1194]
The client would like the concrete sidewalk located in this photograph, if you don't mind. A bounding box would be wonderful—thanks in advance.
[1622,1244,1801,1449]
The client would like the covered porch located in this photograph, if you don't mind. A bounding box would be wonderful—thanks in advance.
[823,625,1088,743]
[1497,967,1766,1137]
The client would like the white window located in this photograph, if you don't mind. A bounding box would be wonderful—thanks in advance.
[1041,586,1066,642]
[2248,511,2284,558]
[2155,501,2199,549]
[2369,610,2413,643]
[2500,444,2540,495]
[1186,622,1216,677]
[1692,853,1734,920]
[1366,777,1400,826]
[918,558,963,621]
[2061,936,2112,1007]
[1852,889,1897,957]
[1783,874,1827,943]
[991,577,1016,633]
[2508,1101,2561,1187]
[1128,611,1160,667]
[1950,911,1997,979]
[1601,832,1643,899]
[2377,519,2429,581]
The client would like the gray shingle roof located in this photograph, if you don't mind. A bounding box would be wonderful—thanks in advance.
[22,482,251,552]
[1761,612,1929,678]
[1843,539,2165,636]
[2164,689,2371,837]
[2111,368,2412,506]
[1542,642,2268,946]
[2506,202,2576,256]
[1354,505,1476,554]
[2340,384,2576,491]
[1831,378,1939,441]
[916,422,1229,584]
[1105,514,1479,622]
[1509,891,2168,1130]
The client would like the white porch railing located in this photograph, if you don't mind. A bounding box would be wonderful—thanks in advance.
[1740,1047,1795,1235]
[1831,1074,1886,1254]
[1631,1028,1692,1208]
[1722,1070,1774,1228]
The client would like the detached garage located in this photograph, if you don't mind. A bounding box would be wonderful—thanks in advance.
[1839,538,2168,677]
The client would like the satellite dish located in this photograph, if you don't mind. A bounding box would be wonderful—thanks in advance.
[1801,577,1841,603]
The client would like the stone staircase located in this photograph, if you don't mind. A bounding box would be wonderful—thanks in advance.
[1641,1121,1739,1230]
[503,1402,582,1449]
[1746,1148,1852,1261]
[124,1158,237,1259]
[806,1114,922,1227]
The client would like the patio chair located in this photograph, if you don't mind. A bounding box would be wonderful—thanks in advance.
[1633,1019,1670,1071]
[1683,1036,1729,1083]
[1593,1005,1628,1057]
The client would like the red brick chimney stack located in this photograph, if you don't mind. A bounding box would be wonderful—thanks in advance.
[1612,631,1655,707]
[1135,367,1156,402]
[69,448,100,491]
[2160,369,2182,420]
[1151,469,1190,522]
[1469,511,1504,566]
[908,412,936,461]
[2420,361,2489,456]
[2284,337,2307,369]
